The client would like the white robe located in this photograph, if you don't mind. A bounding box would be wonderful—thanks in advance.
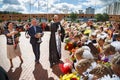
[55,24,61,57]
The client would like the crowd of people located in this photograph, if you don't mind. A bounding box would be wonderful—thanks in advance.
[0,15,120,80]
[60,20,120,79]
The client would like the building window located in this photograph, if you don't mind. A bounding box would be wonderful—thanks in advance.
[91,16,93,18]
[82,16,83,18]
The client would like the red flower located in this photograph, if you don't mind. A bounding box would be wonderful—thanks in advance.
[71,78,77,80]
[59,63,72,74]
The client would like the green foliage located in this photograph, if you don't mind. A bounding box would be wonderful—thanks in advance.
[18,18,21,22]
[95,14,103,21]
[95,13,109,22]
[39,18,41,22]
[48,19,51,22]
[103,13,109,21]
[28,18,31,22]
[0,11,22,14]
[76,19,79,23]
[69,12,77,22]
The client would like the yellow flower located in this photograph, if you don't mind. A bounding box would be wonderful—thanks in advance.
[60,72,80,80]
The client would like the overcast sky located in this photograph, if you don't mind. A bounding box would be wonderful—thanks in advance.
[0,0,119,14]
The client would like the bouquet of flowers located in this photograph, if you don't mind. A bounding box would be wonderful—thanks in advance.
[13,30,21,49]
[14,37,19,49]
[16,32,21,37]
[15,27,21,37]
[59,62,72,74]
[70,48,78,61]
[64,38,71,44]
[60,72,80,80]
[70,54,76,62]
[64,42,74,51]
[97,60,111,67]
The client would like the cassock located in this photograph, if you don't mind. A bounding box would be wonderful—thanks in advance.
[49,22,63,67]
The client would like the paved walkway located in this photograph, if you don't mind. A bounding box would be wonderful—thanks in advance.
[0,32,69,80]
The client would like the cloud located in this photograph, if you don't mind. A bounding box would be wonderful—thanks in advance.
[94,0,120,13]
[99,0,120,6]
[0,4,26,12]
[95,6,106,14]
[79,0,120,14]
[81,0,103,7]
[0,0,119,14]
[3,0,20,5]
[48,2,82,13]
[81,0,119,7]
[25,0,83,14]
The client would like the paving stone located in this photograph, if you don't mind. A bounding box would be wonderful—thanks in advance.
[0,32,69,80]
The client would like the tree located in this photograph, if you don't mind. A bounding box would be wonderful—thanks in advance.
[95,13,109,22]
[18,18,21,22]
[103,13,109,21]
[69,12,77,22]
[28,18,31,22]
[48,19,51,22]
[76,19,79,23]
[0,11,21,14]
[95,14,104,22]
[39,18,41,22]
